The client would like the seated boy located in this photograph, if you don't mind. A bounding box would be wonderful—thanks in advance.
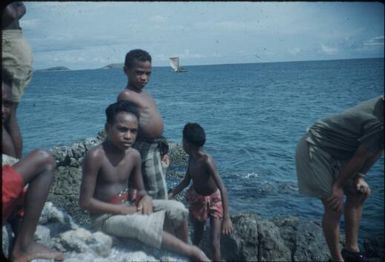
[2,77,64,262]
[169,123,233,261]
[79,101,209,261]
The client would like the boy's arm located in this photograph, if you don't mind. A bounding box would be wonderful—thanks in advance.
[130,150,153,214]
[207,156,233,235]
[79,148,136,215]
[168,159,191,198]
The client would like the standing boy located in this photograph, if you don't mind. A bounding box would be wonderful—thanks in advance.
[2,1,33,158]
[169,123,233,261]
[2,77,64,262]
[295,96,384,262]
[79,101,209,261]
[117,49,169,200]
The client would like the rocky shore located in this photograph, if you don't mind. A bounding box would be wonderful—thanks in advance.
[2,131,384,261]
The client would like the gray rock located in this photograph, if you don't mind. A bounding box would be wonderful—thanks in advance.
[56,228,112,257]
[34,225,51,244]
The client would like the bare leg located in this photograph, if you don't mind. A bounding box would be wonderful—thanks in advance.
[9,103,23,158]
[192,219,205,246]
[344,192,368,253]
[210,217,222,261]
[161,231,210,261]
[321,199,344,262]
[175,219,189,243]
[10,150,64,262]
[2,126,17,157]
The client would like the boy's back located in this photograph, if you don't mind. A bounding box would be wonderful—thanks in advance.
[188,153,219,195]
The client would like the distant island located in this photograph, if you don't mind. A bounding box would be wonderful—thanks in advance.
[101,63,124,69]
[35,66,71,72]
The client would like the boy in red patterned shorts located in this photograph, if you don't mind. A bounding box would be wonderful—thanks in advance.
[169,122,233,261]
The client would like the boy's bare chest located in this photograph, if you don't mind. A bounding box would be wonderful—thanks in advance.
[98,158,134,183]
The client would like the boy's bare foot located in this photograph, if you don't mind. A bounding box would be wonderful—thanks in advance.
[12,242,64,262]
[190,245,210,261]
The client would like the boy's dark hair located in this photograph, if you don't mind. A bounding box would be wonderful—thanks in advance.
[183,123,206,147]
[124,49,152,68]
[105,101,140,124]
[2,69,13,87]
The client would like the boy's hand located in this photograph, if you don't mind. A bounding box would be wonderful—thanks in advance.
[137,195,153,214]
[222,217,233,235]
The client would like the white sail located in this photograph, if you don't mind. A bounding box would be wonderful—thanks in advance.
[169,57,180,72]
[169,57,187,72]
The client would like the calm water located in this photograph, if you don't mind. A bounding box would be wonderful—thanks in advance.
[19,58,384,238]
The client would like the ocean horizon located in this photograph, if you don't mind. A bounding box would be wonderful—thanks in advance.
[33,56,384,72]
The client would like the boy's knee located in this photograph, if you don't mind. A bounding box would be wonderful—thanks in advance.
[31,149,56,171]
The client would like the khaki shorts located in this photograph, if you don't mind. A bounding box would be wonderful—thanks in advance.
[2,29,33,103]
[295,134,355,199]
[92,209,165,249]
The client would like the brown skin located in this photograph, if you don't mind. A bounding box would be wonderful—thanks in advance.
[2,1,27,158]
[169,138,233,261]
[320,144,383,262]
[2,82,17,157]
[79,112,209,261]
[117,59,164,141]
[2,83,64,261]
[79,112,152,215]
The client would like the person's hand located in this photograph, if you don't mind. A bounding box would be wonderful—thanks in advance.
[222,217,233,235]
[355,177,371,196]
[326,184,344,212]
[137,195,153,214]
[120,205,137,215]
[161,154,170,168]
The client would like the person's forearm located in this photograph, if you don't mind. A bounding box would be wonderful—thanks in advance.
[170,180,189,197]
[83,198,135,215]
[359,149,383,175]
[335,156,367,188]
[220,188,230,219]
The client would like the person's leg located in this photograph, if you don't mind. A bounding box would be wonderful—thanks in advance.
[344,192,368,253]
[192,218,206,246]
[161,231,209,261]
[2,126,17,157]
[210,217,222,261]
[11,150,64,261]
[8,103,23,158]
[321,198,344,262]
[153,199,189,242]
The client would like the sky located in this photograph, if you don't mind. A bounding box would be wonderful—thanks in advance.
[20,1,384,70]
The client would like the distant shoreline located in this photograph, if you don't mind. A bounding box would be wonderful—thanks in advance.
[33,57,384,72]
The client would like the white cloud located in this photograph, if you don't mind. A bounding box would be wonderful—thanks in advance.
[364,36,384,46]
[320,44,338,55]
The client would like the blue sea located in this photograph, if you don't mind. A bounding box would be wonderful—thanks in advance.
[19,58,384,239]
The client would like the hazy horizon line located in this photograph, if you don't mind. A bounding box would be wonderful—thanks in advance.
[33,56,384,71]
